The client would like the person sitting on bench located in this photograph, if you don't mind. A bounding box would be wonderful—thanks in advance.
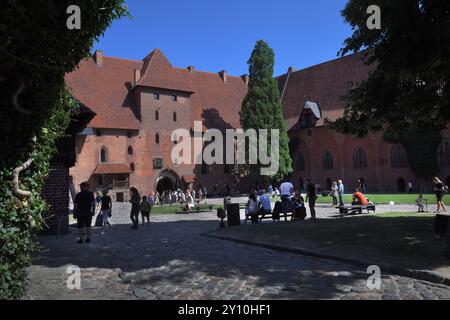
[257,189,272,222]
[245,193,259,224]
[352,189,369,206]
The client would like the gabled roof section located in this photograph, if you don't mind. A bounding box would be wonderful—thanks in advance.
[277,52,374,129]
[65,55,142,130]
[137,49,195,93]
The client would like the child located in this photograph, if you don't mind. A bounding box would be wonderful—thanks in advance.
[416,194,425,213]
[140,196,152,226]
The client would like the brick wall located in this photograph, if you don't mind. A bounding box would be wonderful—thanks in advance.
[41,162,70,234]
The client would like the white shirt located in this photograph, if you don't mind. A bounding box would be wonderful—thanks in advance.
[280,182,294,196]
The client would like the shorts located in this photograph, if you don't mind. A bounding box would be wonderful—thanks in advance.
[436,192,444,202]
[77,213,93,229]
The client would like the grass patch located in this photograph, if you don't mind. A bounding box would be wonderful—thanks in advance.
[214,212,450,274]
[269,194,448,205]
[151,204,221,215]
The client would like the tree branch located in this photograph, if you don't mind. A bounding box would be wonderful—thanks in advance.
[12,157,34,200]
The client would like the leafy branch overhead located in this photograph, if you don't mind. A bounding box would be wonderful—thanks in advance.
[0,1,129,300]
[332,0,450,178]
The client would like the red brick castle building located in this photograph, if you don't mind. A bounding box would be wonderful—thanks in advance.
[65,49,450,200]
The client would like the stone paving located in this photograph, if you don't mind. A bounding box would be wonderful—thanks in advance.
[25,202,450,300]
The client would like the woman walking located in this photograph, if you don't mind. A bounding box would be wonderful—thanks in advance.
[433,177,447,213]
[129,187,141,230]
[331,181,338,206]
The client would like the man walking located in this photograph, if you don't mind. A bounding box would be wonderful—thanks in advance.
[338,180,345,207]
[306,181,317,220]
[74,182,95,244]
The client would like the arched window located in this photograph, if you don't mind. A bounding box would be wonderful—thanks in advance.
[130,163,135,172]
[127,146,133,155]
[323,150,334,170]
[295,153,305,171]
[100,147,107,163]
[155,133,160,144]
[155,110,159,121]
[391,144,408,168]
[173,112,177,122]
[438,140,450,167]
[353,147,368,169]
[396,177,406,193]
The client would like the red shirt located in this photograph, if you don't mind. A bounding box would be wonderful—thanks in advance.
[354,192,369,205]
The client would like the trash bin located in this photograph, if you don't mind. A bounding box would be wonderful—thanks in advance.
[224,197,232,213]
[227,203,241,227]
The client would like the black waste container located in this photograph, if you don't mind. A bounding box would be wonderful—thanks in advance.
[227,203,241,227]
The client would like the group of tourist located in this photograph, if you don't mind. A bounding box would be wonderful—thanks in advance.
[245,177,374,224]
[153,187,207,207]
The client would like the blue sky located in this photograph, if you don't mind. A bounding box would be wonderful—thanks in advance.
[93,0,352,76]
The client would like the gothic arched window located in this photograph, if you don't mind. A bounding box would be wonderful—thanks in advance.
[438,140,450,167]
[100,147,107,163]
[155,110,159,121]
[127,146,133,155]
[323,150,334,170]
[156,133,160,144]
[353,147,368,169]
[295,153,305,172]
[391,144,408,168]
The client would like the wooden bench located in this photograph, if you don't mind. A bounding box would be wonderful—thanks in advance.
[244,210,294,223]
[338,204,376,217]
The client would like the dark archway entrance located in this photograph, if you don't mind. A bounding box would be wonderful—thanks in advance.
[397,177,406,193]
[156,177,175,194]
[156,169,180,194]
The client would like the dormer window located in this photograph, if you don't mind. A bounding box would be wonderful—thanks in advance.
[299,101,321,129]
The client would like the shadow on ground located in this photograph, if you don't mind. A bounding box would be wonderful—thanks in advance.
[32,216,392,300]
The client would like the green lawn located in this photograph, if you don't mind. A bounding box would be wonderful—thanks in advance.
[213,212,450,275]
[270,194,448,205]
[150,204,221,215]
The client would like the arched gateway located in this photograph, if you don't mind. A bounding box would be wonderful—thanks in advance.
[156,169,180,194]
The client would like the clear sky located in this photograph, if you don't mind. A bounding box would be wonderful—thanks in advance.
[93,0,352,77]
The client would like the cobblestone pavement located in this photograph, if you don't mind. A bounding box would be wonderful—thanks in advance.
[26,203,450,300]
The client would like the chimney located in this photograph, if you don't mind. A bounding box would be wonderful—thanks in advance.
[134,69,141,84]
[288,66,297,74]
[241,74,250,86]
[219,70,228,82]
[187,65,195,73]
[94,50,103,67]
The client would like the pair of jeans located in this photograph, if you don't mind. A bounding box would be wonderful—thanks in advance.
[130,210,139,228]
[339,194,344,207]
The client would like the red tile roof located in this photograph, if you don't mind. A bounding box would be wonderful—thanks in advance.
[137,49,195,93]
[66,49,371,134]
[66,49,248,131]
[66,56,142,130]
[277,52,374,130]
[93,163,132,175]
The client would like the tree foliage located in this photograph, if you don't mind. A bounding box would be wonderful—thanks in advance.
[332,0,450,179]
[0,0,129,299]
[240,40,292,179]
